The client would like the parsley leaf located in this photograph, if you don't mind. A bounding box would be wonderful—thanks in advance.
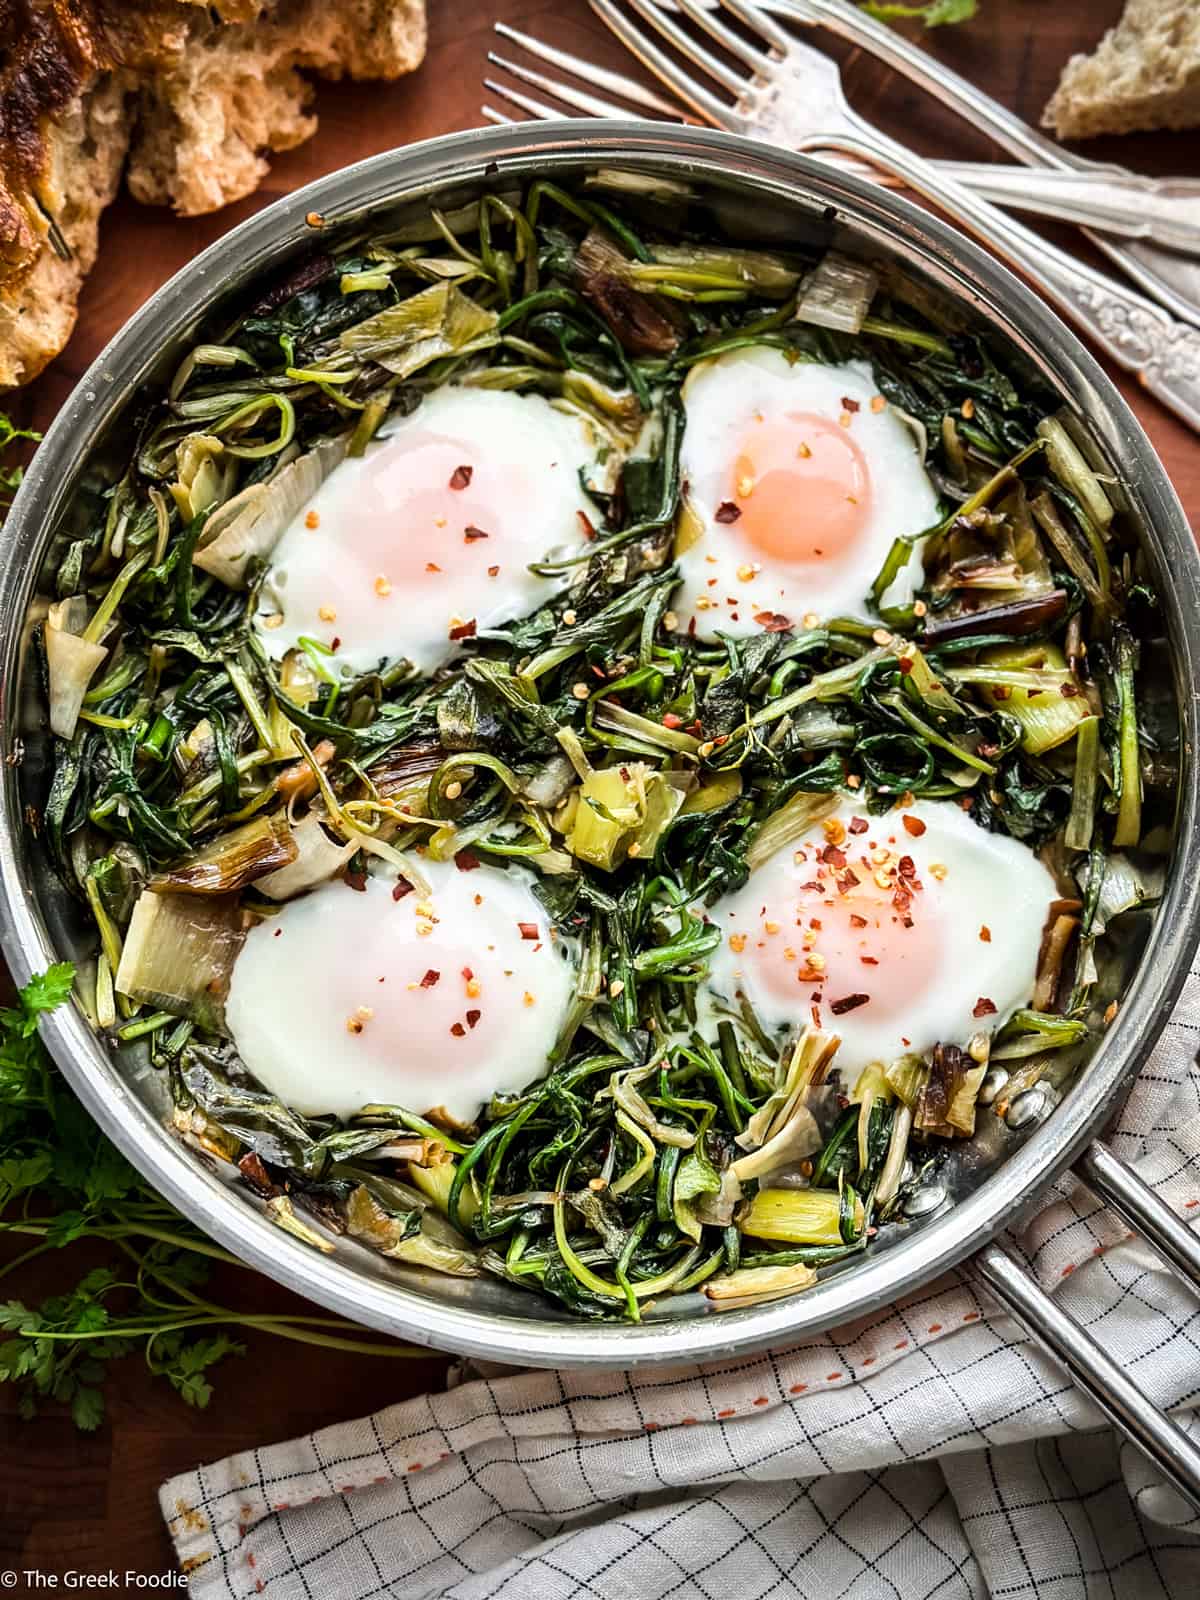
[20,964,77,1019]
[861,0,977,26]
[70,1385,105,1432]
[0,963,416,1428]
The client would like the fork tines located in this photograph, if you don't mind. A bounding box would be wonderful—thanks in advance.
[483,1,795,140]
[483,19,684,126]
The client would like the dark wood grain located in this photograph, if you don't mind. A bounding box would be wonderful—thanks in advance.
[3,0,1197,1583]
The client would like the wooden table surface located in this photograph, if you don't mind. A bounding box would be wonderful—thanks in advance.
[3,0,1197,1585]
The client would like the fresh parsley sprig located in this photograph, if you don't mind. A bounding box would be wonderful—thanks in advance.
[862,0,977,26]
[0,964,421,1431]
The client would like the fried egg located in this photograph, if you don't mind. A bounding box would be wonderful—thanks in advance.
[225,856,576,1122]
[255,388,603,675]
[676,350,938,638]
[703,797,1057,1074]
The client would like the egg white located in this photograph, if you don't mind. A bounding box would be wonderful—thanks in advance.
[702,796,1057,1075]
[225,856,576,1122]
[255,387,604,676]
[676,350,939,639]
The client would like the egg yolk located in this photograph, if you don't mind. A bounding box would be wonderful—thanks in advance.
[351,432,518,591]
[727,834,941,1027]
[336,926,545,1066]
[729,411,871,564]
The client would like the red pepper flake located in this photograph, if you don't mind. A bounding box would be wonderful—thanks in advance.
[897,657,914,676]
[840,396,861,413]
[462,966,473,981]
[799,880,823,894]
[980,926,992,943]
[487,565,500,577]
[344,869,367,893]
[448,619,477,641]
[821,844,847,869]
[455,849,481,872]
[426,563,442,574]
[897,855,916,880]
[274,928,282,937]
[836,868,861,895]
[902,814,926,837]
[420,970,440,989]
[860,956,879,966]
[973,996,998,1017]
[392,881,413,902]
[577,510,597,540]
[464,525,490,542]
[466,1009,481,1030]
[849,913,868,929]
[754,611,792,632]
[715,501,742,524]
[831,993,870,1015]
[331,636,342,651]
[662,712,683,729]
[449,465,473,490]
[848,817,868,835]
[450,1022,466,1037]
[518,922,539,940]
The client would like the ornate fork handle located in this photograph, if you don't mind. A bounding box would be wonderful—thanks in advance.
[934,164,1200,255]
[802,129,1200,434]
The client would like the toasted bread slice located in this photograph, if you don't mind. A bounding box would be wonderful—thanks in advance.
[1043,0,1200,139]
[0,0,427,390]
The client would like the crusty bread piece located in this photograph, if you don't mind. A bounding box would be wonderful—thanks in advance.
[0,0,427,390]
[1042,0,1200,139]
[127,0,427,217]
[0,73,132,390]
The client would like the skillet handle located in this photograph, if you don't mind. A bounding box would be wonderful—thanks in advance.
[1074,1139,1200,1289]
[974,1144,1200,1514]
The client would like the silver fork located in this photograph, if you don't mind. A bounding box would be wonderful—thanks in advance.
[781,0,1200,330]
[484,20,1200,256]
[578,0,1200,433]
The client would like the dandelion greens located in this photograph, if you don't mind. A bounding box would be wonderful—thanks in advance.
[28,178,1167,1324]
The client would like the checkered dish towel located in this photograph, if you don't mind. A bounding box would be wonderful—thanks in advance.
[162,961,1200,1600]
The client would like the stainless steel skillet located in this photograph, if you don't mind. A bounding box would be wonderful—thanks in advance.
[3,122,1200,1506]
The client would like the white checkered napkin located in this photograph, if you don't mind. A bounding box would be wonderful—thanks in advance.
[161,962,1200,1600]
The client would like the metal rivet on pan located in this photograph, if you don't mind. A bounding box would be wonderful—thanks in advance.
[978,1067,1010,1106]
[904,1181,947,1219]
[1006,1087,1049,1130]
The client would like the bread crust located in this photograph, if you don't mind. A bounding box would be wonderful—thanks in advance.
[0,0,427,389]
[1042,0,1200,140]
